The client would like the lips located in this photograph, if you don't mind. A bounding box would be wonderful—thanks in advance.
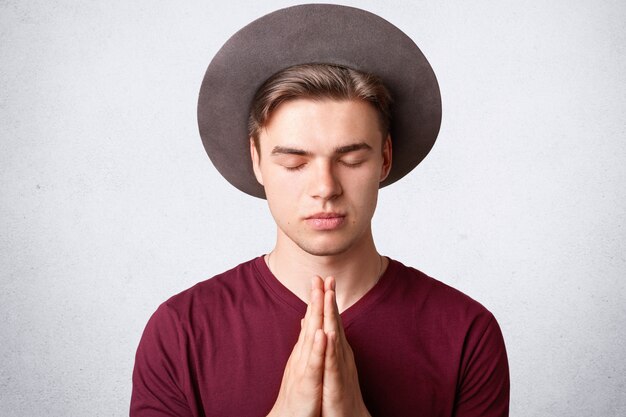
[305,212,346,231]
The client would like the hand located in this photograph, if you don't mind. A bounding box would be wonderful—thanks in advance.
[321,276,371,417]
[268,277,370,417]
[267,277,327,417]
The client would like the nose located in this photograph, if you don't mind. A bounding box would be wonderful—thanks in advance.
[308,160,342,200]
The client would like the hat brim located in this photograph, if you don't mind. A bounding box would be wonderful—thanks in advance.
[198,4,442,199]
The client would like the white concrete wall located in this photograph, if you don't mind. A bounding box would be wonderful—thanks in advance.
[1,0,624,415]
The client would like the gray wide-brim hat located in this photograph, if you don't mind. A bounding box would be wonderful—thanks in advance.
[198,4,441,199]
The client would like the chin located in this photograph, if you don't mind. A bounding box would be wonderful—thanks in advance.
[293,235,358,257]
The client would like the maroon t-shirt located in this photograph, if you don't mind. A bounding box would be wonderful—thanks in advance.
[131,257,509,416]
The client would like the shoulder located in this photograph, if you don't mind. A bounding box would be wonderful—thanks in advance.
[130,259,266,417]
[388,259,509,393]
[154,256,265,326]
[388,258,494,321]
[380,258,504,357]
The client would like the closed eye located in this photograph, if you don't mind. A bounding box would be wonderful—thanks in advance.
[274,155,307,171]
[340,161,364,168]
[284,163,306,171]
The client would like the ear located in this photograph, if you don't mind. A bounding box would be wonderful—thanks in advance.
[379,134,392,182]
[250,137,264,186]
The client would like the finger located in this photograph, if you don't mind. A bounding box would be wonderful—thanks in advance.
[309,276,324,331]
[324,330,339,375]
[297,275,320,358]
[295,316,307,359]
[304,274,323,324]
[324,277,351,365]
[330,278,346,339]
[323,277,343,336]
[305,328,327,383]
[324,275,334,292]
[312,275,324,292]
[302,278,324,359]
[296,301,312,359]
[324,285,339,335]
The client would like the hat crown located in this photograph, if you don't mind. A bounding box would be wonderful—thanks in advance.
[198,4,441,198]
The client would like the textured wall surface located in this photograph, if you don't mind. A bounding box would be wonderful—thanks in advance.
[1,0,625,416]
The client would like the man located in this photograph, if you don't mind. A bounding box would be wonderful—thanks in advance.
[131,5,509,416]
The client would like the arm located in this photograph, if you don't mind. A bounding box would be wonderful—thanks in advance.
[130,304,194,417]
[454,315,510,417]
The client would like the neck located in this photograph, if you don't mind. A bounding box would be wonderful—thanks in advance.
[266,228,387,312]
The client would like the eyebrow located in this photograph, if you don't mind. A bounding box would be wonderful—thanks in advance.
[270,142,372,156]
[335,142,372,154]
[271,146,311,156]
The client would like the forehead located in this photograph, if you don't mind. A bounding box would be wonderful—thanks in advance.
[259,98,384,152]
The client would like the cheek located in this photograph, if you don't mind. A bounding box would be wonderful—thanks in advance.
[265,193,294,229]
[263,169,304,198]
[344,172,381,212]
[346,168,381,192]
[262,170,301,218]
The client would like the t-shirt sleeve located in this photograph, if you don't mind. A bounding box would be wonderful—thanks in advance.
[454,313,510,417]
[130,303,193,417]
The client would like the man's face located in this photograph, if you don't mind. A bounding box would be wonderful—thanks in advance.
[251,98,392,257]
